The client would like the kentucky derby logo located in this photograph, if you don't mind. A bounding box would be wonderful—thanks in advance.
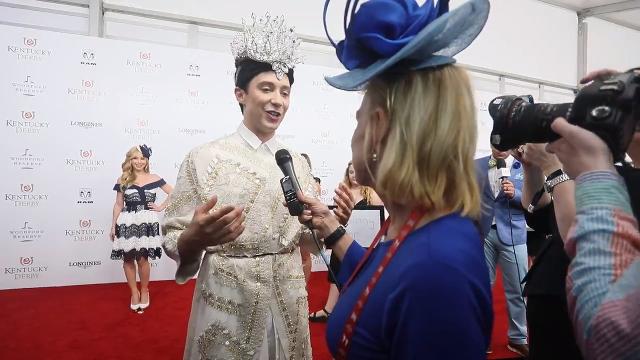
[80,149,93,158]
[23,38,37,47]
[66,149,105,173]
[4,184,48,207]
[66,219,105,242]
[4,256,48,280]
[7,37,52,62]
[22,111,35,120]
[68,79,105,102]
[176,88,209,106]
[127,51,162,73]
[125,117,160,142]
[20,256,34,266]
[7,110,49,135]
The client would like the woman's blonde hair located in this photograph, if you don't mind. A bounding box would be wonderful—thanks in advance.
[119,146,149,191]
[343,161,374,204]
[363,65,480,218]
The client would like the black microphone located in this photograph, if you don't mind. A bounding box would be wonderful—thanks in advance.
[275,149,305,216]
[496,158,510,180]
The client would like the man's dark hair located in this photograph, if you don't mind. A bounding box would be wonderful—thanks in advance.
[234,58,294,114]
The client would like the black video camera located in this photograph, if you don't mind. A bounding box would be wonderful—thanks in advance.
[489,68,640,162]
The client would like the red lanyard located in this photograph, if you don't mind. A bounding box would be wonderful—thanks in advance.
[336,207,427,360]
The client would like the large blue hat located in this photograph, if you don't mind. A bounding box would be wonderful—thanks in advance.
[323,0,490,91]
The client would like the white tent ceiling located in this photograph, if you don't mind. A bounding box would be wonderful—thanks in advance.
[539,0,640,31]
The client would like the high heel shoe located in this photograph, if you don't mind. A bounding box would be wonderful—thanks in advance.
[130,291,141,311]
[139,290,150,310]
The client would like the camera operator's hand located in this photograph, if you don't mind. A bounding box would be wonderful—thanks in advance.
[502,179,516,199]
[580,68,619,84]
[546,117,615,178]
[520,143,563,176]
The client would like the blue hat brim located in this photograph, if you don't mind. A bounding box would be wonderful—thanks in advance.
[325,0,490,91]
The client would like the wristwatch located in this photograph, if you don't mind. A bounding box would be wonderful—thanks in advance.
[544,170,570,194]
[324,224,347,249]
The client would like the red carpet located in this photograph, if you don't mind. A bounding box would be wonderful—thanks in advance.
[0,271,520,359]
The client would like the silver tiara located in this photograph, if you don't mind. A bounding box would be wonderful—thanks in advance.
[230,13,303,79]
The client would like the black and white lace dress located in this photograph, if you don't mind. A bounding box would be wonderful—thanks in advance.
[111,179,165,260]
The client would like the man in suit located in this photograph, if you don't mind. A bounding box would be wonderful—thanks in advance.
[475,146,529,357]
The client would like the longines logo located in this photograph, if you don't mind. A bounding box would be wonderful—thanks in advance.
[11,75,46,97]
[177,128,206,136]
[65,219,105,242]
[9,148,45,170]
[69,120,104,129]
[9,221,44,242]
[67,79,106,102]
[4,184,48,207]
[68,260,101,269]
[6,37,53,62]
[126,51,162,73]
[80,49,97,66]
[65,149,105,172]
[78,187,94,204]
[186,64,201,77]
[4,257,48,280]
[176,89,209,106]
[6,111,50,135]
[124,117,160,142]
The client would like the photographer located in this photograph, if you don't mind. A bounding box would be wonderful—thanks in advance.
[545,68,640,359]
[516,143,582,359]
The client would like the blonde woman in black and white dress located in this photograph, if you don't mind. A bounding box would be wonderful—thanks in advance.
[110,145,173,312]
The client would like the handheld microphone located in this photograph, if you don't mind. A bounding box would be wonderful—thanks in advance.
[496,158,511,180]
[275,149,305,216]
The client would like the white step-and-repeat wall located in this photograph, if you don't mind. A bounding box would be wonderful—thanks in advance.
[1,24,574,290]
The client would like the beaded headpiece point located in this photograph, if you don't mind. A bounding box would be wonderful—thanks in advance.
[230,13,303,79]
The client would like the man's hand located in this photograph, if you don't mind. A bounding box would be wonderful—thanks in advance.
[179,195,245,255]
[502,179,516,199]
[546,117,615,178]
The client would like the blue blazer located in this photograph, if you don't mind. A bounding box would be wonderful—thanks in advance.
[475,156,527,246]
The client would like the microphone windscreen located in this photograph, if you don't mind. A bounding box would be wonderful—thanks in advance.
[275,149,291,167]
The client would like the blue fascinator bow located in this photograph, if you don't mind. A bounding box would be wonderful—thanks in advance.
[138,144,152,159]
[322,0,490,91]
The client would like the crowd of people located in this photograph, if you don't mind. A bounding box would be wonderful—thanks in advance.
[106,0,639,359]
